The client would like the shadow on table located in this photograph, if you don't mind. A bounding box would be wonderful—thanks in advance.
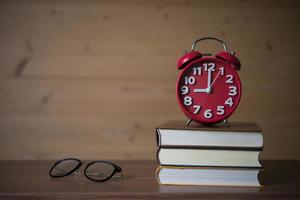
[260,160,300,186]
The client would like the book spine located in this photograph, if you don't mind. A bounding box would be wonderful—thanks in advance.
[155,128,161,147]
[155,165,162,185]
[156,147,162,165]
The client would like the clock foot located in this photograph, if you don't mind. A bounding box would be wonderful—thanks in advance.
[185,118,193,126]
[223,119,230,127]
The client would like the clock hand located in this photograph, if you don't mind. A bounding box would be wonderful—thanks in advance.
[194,88,208,93]
[194,69,215,93]
[210,71,221,88]
[206,69,212,93]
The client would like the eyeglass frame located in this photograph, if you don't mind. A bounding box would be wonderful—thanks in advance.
[49,158,122,182]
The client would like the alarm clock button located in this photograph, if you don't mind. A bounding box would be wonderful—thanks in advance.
[216,52,241,71]
[177,51,202,70]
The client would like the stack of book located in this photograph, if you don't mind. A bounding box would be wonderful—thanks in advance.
[155,120,263,187]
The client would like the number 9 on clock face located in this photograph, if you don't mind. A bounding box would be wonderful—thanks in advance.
[176,58,242,124]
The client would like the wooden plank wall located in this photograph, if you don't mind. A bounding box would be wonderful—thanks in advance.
[0,0,299,160]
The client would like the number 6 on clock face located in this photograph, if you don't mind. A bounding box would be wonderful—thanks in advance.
[176,58,242,124]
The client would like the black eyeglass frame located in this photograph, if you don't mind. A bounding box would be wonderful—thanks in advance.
[49,158,122,182]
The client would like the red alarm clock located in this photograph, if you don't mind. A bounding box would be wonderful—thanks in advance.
[176,37,242,125]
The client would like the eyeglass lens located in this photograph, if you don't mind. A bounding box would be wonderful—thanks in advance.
[85,162,115,181]
[50,159,81,177]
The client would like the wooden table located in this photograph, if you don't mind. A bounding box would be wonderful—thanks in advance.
[0,160,299,199]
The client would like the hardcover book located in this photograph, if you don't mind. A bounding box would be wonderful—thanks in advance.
[157,148,262,167]
[156,165,262,187]
[156,120,263,149]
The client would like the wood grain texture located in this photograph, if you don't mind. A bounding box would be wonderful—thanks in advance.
[0,160,299,199]
[0,0,299,160]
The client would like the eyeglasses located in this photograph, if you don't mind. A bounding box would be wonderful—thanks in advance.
[49,158,123,182]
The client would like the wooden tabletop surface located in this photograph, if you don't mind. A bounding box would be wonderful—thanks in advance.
[0,160,299,199]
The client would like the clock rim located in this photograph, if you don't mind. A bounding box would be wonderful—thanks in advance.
[176,57,242,124]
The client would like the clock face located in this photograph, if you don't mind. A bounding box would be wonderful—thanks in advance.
[176,57,242,124]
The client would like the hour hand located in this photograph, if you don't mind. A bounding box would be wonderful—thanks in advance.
[194,88,208,93]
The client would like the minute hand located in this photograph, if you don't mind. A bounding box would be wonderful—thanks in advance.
[206,69,212,93]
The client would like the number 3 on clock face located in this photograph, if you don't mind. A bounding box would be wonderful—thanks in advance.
[176,59,242,124]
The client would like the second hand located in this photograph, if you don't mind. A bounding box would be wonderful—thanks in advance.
[210,71,221,88]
